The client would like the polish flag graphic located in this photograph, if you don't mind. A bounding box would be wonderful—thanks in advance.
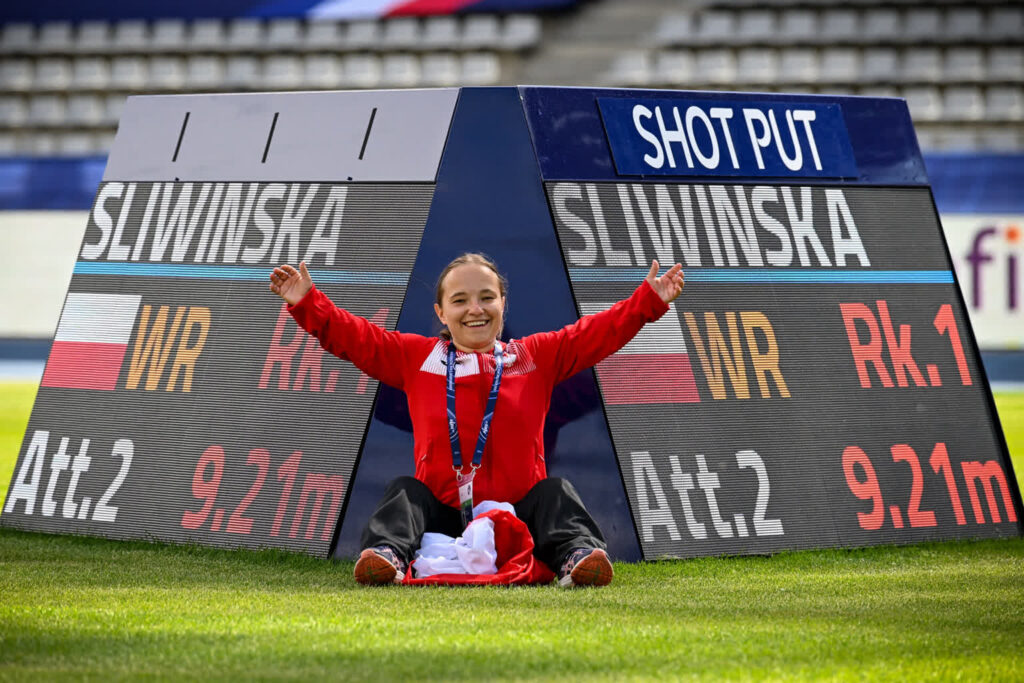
[42,293,142,391]
[580,302,700,405]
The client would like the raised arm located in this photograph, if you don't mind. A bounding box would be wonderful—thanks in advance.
[269,261,407,389]
[527,260,684,384]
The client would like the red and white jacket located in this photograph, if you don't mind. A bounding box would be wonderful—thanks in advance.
[288,281,669,508]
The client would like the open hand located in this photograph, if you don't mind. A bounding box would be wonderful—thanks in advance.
[645,260,684,304]
[269,262,313,306]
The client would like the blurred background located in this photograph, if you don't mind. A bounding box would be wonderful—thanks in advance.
[0,0,1021,384]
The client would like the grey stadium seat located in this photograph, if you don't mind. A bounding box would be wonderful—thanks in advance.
[151,19,188,52]
[904,8,942,42]
[984,86,1023,122]
[902,48,942,83]
[70,57,111,90]
[226,19,264,51]
[266,18,303,50]
[654,50,694,85]
[0,60,34,91]
[111,20,149,53]
[103,94,126,125]
[382,18,422,50]
[902,86,942,122]
[943,86,985,121]
[303,54,344,89]
[460,53,500,85]
[57,132,97,156]
[820,48,859,85]
[263,55,303,90]
[0,133,19,155]
[946,7,985,42]
[736,10,775,44]
[819,9,859,43]
[420,53,460,86]
[224,56,260,88]
[75,21,110,53]
[65,94,105,126]
[381,54,422,88]
[861,48,898,84]
[343,54,382,88]
[987,6,1024,42]
[34,58,73,91]
[109,56,147,90]
[778,48,818,85]
[776,10,816,45]
[862,9,901,44]
[0,23,35,54]
[462,15,501,49]
[694,11,735,46]
[36,22,74,54]
[0,96,28,127]
[149,56,186,91]
[345,21,381,50]
[944,47,985,82]
[653,14,693,47]
[988,48,1023,82]
[305,21,342,50]
[422,16,461,50]
[738,48,778,85]
[185,56,226,90]
[694,49,737,86]
[501,15,541,50]
[189,19,226,51]
[28,94,66,126]
[29,132,59,155]
[605,51,652,87]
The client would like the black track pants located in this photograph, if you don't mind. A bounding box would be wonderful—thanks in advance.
[359,476,606,572]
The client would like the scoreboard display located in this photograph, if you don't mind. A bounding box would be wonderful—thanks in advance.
[1,90,455,555]
[527,88,1022,558]
[3,86,1020,561]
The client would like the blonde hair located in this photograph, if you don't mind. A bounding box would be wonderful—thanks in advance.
[435,252,508,341]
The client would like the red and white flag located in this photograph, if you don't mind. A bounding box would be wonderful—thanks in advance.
[580,302,700,405]
[42,293,142,391]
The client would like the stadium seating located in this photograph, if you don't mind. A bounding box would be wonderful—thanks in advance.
[604,0,1023,151]
[0,1,1021,155]
[0,12,543,156]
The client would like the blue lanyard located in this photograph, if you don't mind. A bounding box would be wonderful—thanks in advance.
[446,341,504,478]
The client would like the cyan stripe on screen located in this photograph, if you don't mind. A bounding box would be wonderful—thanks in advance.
[568,268,955,284]
[73,261,409,285]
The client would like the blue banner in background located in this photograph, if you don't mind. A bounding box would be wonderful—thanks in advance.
[599,97,859,179]
[0,0,578,21]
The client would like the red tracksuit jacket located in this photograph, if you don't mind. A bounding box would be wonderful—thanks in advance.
[288,281,668,508]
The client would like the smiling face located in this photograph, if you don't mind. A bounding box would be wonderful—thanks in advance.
[434,263,506,352]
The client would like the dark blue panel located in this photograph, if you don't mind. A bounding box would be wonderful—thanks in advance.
[0,0,275,21]
[599,97,858,178]
[0,157,105,210]
[334,86,642,562]
[520,86,927,186]
[925,153,1024,213]
[0,0,579,21]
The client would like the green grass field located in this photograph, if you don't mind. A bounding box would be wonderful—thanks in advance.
[1,382,1023,681]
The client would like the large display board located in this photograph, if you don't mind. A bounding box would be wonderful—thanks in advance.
[526,88,1022,558]
[4,86,1020,562]
[1,90,455,556]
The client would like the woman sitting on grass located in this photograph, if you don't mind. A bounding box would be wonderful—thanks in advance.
[269,253,684,587]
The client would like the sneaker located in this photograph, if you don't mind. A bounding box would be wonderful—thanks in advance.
[558,548,613,588]
[354,545,406,585]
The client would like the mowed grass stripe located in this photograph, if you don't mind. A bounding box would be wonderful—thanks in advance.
[0,530,1021,680]
[0,382,1022,680]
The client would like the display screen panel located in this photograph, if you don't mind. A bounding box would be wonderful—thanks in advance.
[549,181,1022,559]
[2,181,432,557]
